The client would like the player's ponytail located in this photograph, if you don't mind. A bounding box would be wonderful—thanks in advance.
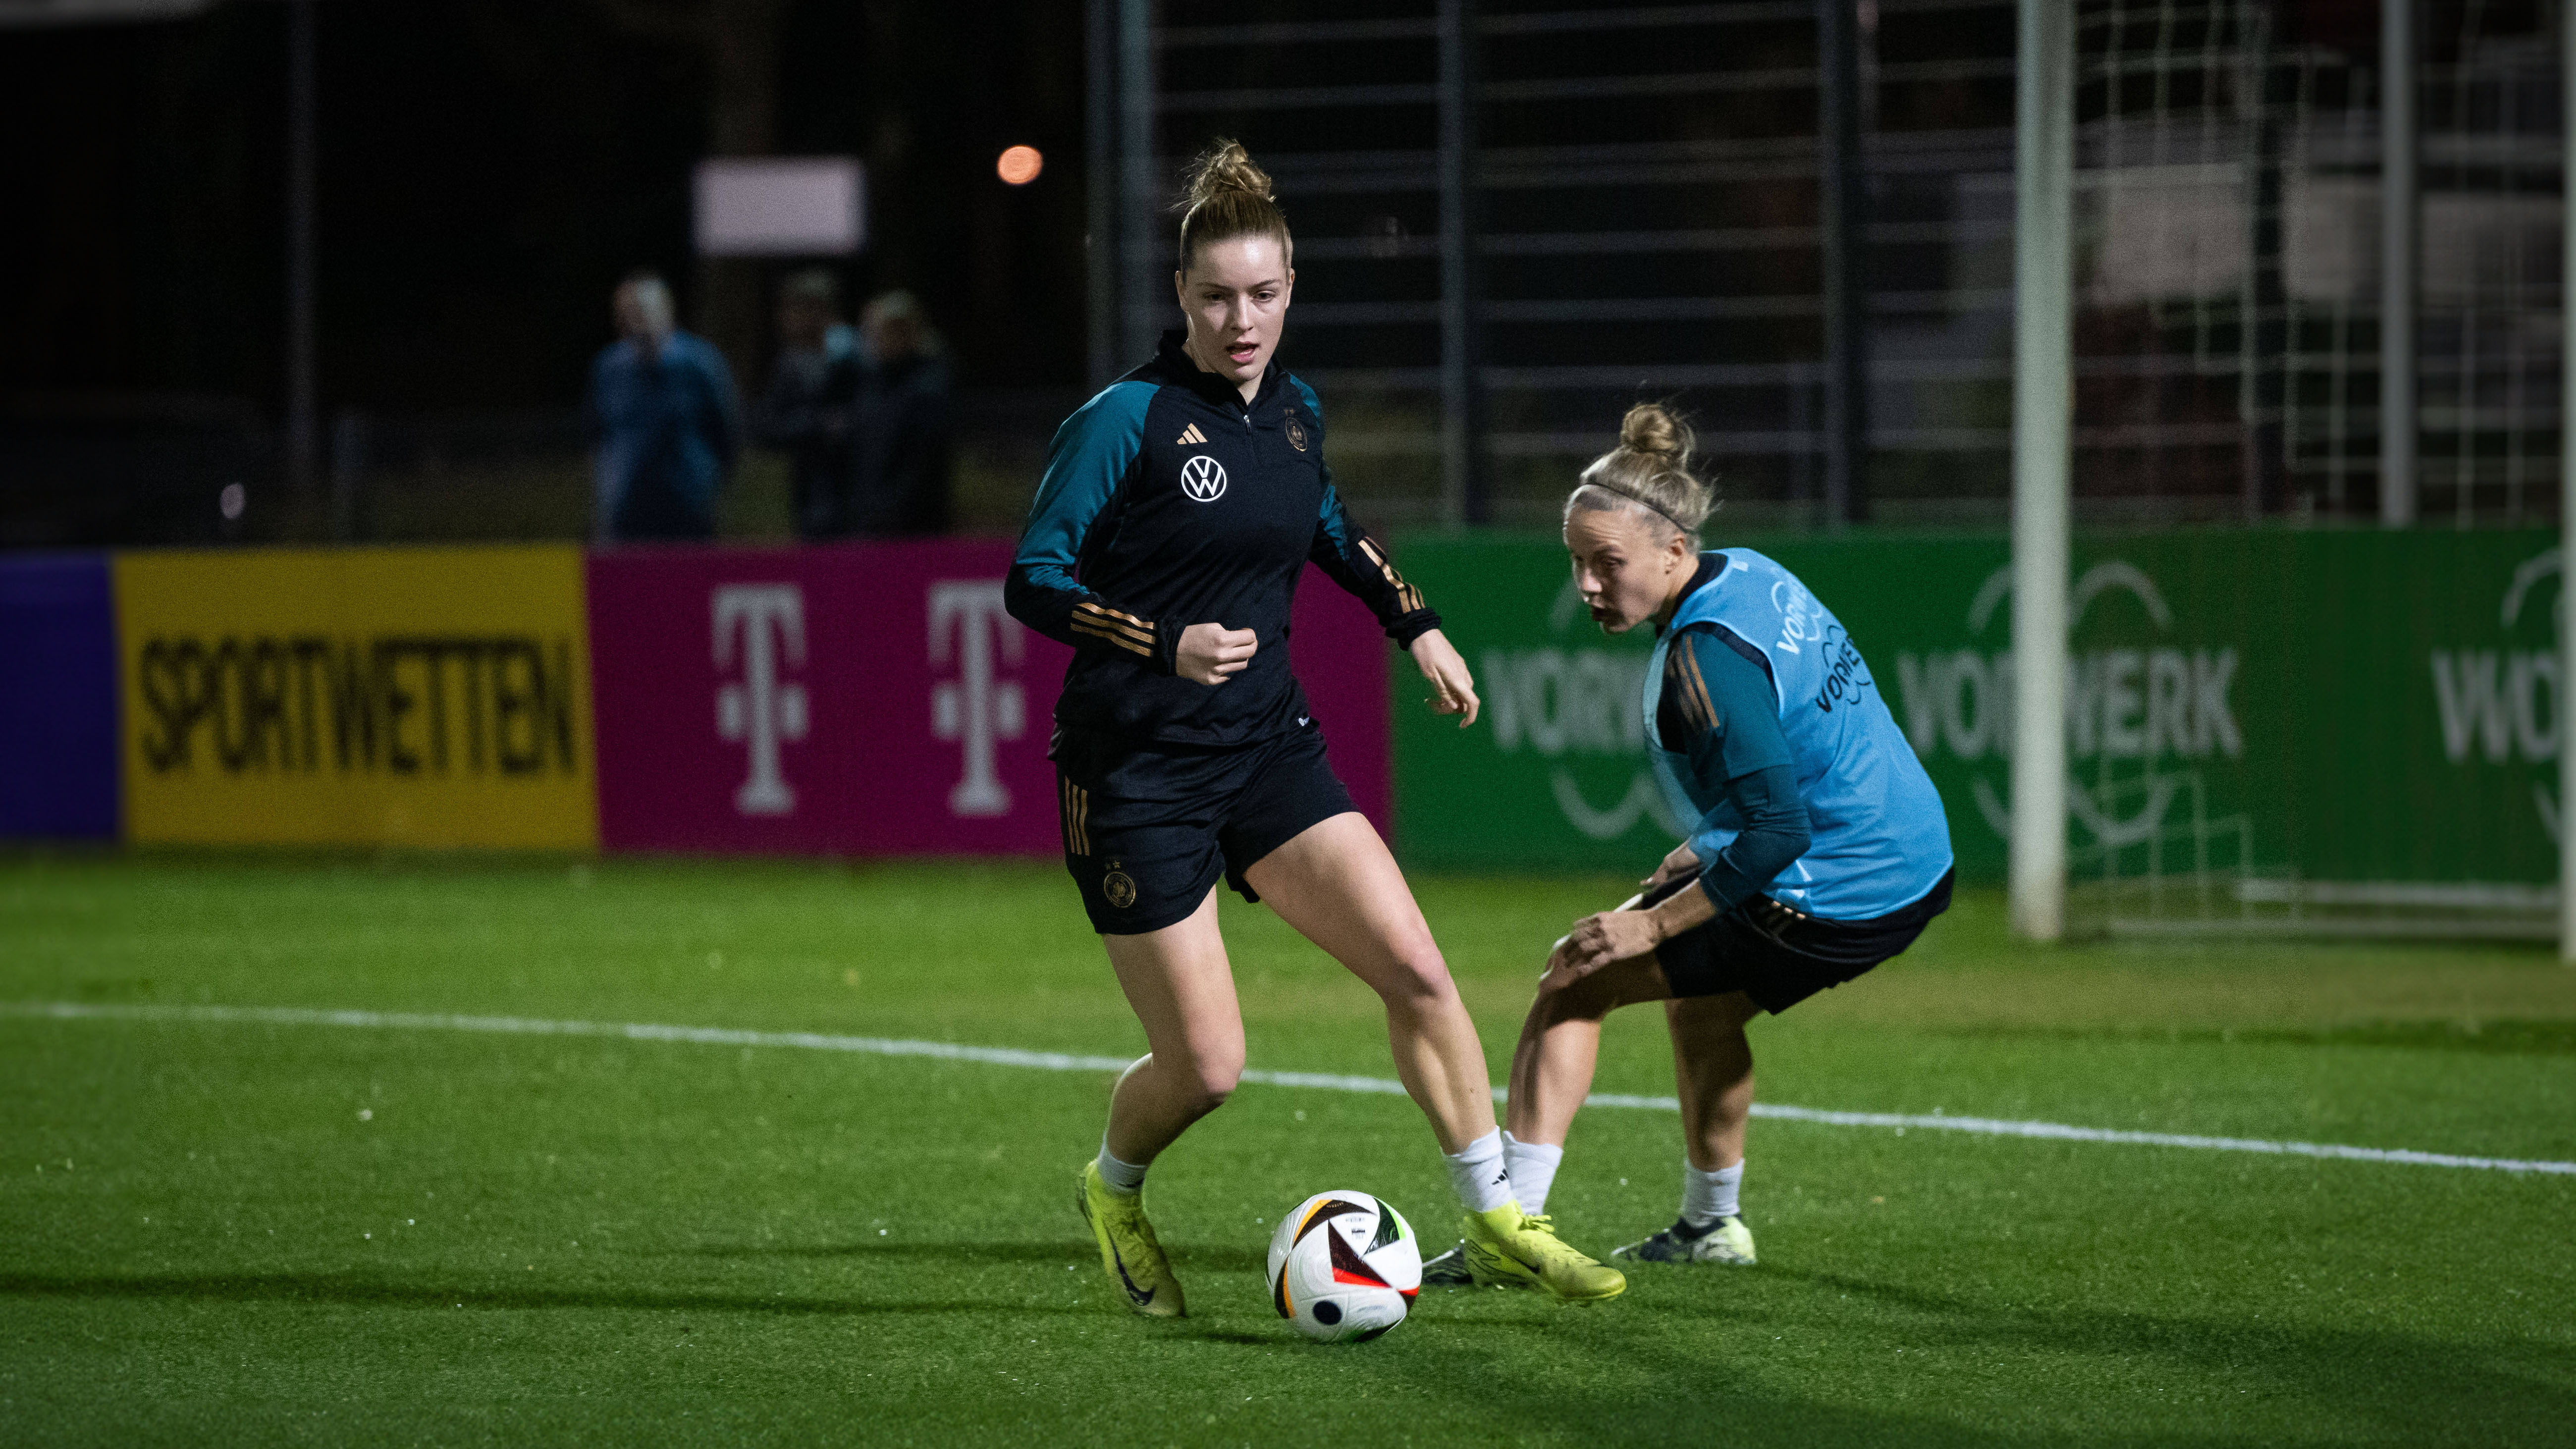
[1176,140,1293,274]
[1565,403,1716,540]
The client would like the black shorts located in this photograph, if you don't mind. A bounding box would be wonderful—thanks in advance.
[1648,867,1954,1013]
[1053,722,1358,936]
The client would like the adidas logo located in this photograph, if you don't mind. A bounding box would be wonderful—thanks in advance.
[1176,424,1207,445]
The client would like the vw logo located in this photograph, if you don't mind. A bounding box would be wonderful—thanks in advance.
[1180,454,1228,503]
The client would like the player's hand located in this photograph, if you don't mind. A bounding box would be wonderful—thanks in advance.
[1545,909,1663,988]
[1408,629,1480,727]
[1642,841,1701,891]
[1175,623,1258,685]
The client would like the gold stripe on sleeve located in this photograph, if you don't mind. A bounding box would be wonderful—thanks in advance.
[1073,617,1156,649]
[1071,619,1154,657]
[1356,537,1430,616]
[1676,644,1720,731]
[1664,652,1700,729]
[1076,600,1156,633]
[1071,611,1154,646]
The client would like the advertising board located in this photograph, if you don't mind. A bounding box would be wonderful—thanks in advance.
[588,541,1392,856]
[114,546,596,849]
[0,554,120,839]
[1393,531,2559,899]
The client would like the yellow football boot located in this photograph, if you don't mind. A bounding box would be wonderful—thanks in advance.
[1075,1162,1186,1318]
[1459,1202,1626,1303]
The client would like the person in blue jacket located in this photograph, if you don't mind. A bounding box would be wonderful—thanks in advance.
[1423,403,1955,1285]
[587,270,740,542]
[1011,141,1624,1318]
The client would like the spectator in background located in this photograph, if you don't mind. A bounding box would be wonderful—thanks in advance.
[850,290,954,536]
[756,269,861,540]
[587,270,739,542]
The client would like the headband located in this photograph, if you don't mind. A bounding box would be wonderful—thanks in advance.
[1575,480,1693,536]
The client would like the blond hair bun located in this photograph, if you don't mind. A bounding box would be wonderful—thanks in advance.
[1565,403,1717,538]
[1617,402,1691,461]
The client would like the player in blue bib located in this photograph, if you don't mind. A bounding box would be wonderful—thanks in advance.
[1424,404,1954,1285]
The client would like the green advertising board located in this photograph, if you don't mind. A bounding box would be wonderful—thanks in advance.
[1390,529,2560,908]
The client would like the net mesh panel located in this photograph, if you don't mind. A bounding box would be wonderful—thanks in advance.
[2073,0,2561,528]
[2066,0,2563,937]
[2419,0,2564,526]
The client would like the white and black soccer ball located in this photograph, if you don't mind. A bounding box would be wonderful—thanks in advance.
[1265,1190,1421,1343]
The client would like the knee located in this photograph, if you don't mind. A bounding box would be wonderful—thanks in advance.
[1171,1045,1243,1114]
[1373,931,1458,1010]
[1531,971,1614,1027]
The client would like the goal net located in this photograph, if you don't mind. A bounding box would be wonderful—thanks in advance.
[2061,0,2563,938]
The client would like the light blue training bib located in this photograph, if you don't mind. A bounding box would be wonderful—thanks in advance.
[1642,549,1952,920]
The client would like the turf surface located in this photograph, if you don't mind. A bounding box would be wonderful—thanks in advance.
[2,852,2572,1446]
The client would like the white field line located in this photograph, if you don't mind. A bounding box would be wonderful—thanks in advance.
[8,1000,2574,1178]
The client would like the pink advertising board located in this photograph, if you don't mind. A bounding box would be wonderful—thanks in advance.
[588,539,1390,855]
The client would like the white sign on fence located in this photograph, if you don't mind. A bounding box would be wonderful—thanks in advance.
[694,158,865,257]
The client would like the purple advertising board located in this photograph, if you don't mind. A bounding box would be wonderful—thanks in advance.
[0,554,120,839]
[588,539,1390,856]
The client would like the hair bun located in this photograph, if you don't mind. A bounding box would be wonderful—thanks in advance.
[1175,139,1294,272]
[1567,402,1715,537]
[1618,403,1690,461]
[1184,141,1275,208]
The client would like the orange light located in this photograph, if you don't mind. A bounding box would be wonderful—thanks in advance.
[996,145,1044,186]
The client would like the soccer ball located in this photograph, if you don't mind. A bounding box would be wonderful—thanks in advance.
[1265,1189,1421,1343]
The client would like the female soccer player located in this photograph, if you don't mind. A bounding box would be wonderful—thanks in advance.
[1006,142,1622,1316]
[1424,404,1952,1285]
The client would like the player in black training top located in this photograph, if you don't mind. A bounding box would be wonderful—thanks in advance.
[1013,141,1623,1317]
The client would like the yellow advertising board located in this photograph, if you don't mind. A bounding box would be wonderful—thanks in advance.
[115,545,598,849]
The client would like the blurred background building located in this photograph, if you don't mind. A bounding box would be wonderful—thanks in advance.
[0,0,2565,546]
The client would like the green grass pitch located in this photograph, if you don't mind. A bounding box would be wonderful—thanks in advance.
[3,851,2573,1446]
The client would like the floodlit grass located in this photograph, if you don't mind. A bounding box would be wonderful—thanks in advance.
[2,852,2572,1446]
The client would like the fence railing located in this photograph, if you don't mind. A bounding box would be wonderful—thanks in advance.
[1097,0,2571,531]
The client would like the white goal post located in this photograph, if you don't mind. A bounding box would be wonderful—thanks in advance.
[2012,0,2074,943]
[2563,0,2576,964]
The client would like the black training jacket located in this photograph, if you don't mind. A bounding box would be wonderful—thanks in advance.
[1005,331,1439,748]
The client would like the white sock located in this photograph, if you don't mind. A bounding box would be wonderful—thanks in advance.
[1095,1141,1149,1197]
[1680,1159,1743,1229]
[1503,1132,1563,1216]
[1443,1129,1514,1214]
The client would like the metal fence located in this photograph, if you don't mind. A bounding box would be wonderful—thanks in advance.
[1092,0,2570,531]
[17,1,2560,549]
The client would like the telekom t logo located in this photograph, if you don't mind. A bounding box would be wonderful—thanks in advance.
[713,584,808,817]
[928,580,1026,817]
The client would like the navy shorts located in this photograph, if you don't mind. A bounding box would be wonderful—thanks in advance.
[1648,867,1954,1013]
[1053,721,1358,936]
